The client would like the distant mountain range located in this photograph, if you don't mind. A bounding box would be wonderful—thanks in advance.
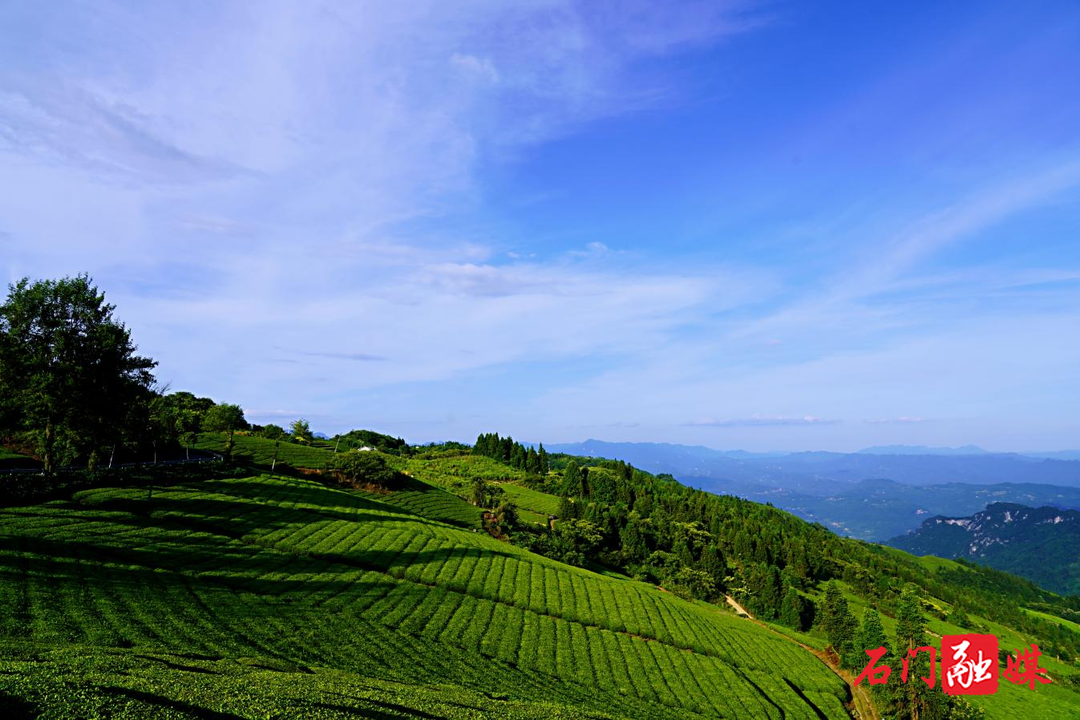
[547,440,1080,489]
[718,479,1080,541]
[888,503,1080,595]
[856,444,989,456]
[858,445,1080,461]
[546,440,1080,540]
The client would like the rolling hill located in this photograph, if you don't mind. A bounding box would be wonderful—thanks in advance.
[0,470,851,719]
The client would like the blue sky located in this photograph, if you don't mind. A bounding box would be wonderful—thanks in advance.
[2,1,1079,451]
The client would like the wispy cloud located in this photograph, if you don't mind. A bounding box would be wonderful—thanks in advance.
[865,417,929,425]
[3,2,1079,450]
[276,348,386,363]
[686,415,841,427]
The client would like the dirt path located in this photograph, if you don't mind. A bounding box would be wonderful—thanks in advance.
[725,595,751,616]
[722,595,879,720]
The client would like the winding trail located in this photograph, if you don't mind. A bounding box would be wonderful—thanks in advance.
[722,595,880,720]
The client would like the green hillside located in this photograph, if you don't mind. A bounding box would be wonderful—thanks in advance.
[8,427,1079,718]
[0,471,852,719]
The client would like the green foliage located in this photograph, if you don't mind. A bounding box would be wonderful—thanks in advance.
[332,449,402,490]
[334,428,410,455]
[888,586,953,720]
[818,581,858,663]
[202,403,246,459]
[494,499,519,532]
[202,403,246,433]
[474,432,548,476]
[780,587,811,630]
[855,607,890,657]
[0,275,156,472]
[530,519,607,567]
[470,477,503,508]
[259,423,286,440]
[667,566,718,601]
[851,608,892,710]
[290,418,312,444]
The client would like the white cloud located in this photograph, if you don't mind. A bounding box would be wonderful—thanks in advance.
[865,417,928,425]
[687,415,841,427]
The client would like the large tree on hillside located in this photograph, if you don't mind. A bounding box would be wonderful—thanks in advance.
[818,581,858,664]
[0,275,156,472]
[203,403,247,459]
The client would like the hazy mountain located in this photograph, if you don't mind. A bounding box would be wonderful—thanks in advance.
[548,440,1080,490]
[889,503,1080,595]
[549,440,1080,542]
[1023,450,1080,461]
[857,444,988,456]
[855,445,1080,461]
[686,478,1080,541]
[544,440,787,475]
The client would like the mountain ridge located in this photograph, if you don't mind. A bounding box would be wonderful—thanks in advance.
[888,502,1080,595]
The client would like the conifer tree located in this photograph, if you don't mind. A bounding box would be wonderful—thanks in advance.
[891,586,951,720]
[819,581,858,664]
[780,587,808,629]
[563,460,583,497]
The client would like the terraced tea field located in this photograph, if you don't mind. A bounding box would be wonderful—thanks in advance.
[0,472,852,719]
[195,433,337,470]
[500,483,562,518]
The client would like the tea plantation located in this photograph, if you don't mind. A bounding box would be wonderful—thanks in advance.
[0,471,852,719]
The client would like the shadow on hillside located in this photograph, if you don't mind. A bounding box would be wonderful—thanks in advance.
[98,687,247,720]
[0,691,37,720]
[72,492,420,534]
[354,474,482,528]
[0,532,514,599]
[313,699,449,719]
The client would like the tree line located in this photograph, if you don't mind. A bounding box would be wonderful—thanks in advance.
[473,432,549,476]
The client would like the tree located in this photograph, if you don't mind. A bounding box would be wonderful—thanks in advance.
[890,586,951,720]
[290,418,312,444]
[553,519,604,566]
[470,478,502,508]
[260,423,285,440]
[203,403,246,459]
[147,393,179,464]
[0,275,156,472]
[697,544,727,592]
[332,450,400,489]
[563,460,587,497]
[819,581,858,664]
[494,500,519,532]
[780,587,809,630]
[853,608,890,689]
[667,566,717,601]
[855,607,890,658]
